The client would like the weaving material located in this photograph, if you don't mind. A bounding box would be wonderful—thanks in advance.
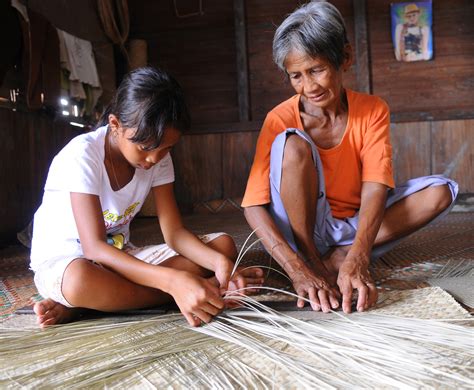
[1,287,472,389]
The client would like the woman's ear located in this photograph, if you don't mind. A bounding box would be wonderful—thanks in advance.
[342,44,353,72]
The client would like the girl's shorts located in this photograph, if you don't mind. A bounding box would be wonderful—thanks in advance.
[33,232,227,308]
[269,129,459,259]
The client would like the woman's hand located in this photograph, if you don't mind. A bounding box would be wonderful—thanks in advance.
[291,264,340,312]
[337,252,378,313]
[169,271,225,327]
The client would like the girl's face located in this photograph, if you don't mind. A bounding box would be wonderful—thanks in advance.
[285,50,349,111]
[116,126,181,170]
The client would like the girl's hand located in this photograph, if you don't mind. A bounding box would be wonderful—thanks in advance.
[214,256,265,295]
[213,256,234,292]
[337,253,378,313]
[169,271,225,327]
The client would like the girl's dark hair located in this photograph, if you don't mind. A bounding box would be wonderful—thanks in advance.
[98,67,190,149]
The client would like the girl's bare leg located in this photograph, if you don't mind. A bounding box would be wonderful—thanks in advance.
[34,234,238,327]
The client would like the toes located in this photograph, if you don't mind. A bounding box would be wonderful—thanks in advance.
[34,299,73,327]
[33,299,56,316]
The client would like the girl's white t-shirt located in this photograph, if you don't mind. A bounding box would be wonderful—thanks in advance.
[30,125,174,271]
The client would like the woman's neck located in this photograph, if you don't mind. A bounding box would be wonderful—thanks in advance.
[300,88,348,124]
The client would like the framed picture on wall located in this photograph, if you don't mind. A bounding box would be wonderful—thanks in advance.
[391,1,433,62]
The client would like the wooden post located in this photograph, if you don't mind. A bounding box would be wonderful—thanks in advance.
[233,0,250,121]
[353,0,371,94]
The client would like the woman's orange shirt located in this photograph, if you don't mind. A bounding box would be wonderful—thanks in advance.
[241,89,395,219]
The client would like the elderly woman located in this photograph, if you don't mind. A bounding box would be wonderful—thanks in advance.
[242,1,458,314]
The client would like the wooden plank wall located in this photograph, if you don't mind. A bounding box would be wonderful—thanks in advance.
[0,0,472,242]
[368,0,474,122]
[0,108,83,243]
[153,0,473,208]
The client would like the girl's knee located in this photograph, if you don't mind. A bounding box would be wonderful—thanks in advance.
[62,259,101,304]
[208,234,238,260]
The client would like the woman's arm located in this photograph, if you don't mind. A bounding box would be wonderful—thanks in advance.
[337,182,387,313]
[152,183,234,288]
[244,205,339,311]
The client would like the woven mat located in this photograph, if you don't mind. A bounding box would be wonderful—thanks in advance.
[1,212,473,319]
[0,287,472,389]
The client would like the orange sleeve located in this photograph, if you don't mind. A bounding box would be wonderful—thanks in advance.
[241,112,288,207]
[360,97,395,188]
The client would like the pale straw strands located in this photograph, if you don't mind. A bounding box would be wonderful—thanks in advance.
[1,233,473,389]
[1,290,473,389]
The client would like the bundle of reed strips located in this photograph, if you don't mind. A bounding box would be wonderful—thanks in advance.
[1,234,472,388]
[0,286,472,389]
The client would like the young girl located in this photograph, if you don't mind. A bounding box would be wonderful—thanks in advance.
[30,67,263,328]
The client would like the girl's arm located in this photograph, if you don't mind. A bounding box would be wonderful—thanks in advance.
[152,183,234,289]
[70,192,224,325]
[71,192,177,291]
[336,182,386,313]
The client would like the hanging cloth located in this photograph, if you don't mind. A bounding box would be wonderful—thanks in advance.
[97,0,130,61]
[57,29,102,115]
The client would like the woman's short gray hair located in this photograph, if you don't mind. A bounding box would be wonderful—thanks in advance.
[273,1,349,71]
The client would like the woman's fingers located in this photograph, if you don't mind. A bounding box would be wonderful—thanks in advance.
[318,289,331,313]
[296,289,306,308]
[356,283,368,312]
[328,290,340,309]
[339,280,353,314]
[308,287,321,311]
[367,282,378,308]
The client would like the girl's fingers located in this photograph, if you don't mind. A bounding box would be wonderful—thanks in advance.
[207,295,225,311]
[184,313,200,327]
[193,309,212,324]
[201,302,221,317]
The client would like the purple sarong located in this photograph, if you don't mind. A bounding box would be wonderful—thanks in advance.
[269,128,459,259]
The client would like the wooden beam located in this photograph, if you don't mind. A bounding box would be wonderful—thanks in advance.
[353,0,371,93]
[191,120,262,134]
[233,0,250,121]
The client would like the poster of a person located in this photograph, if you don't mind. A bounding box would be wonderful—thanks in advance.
[392,1,433,62]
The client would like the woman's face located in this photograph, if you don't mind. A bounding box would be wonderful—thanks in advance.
[285,51,346,111]
[116,126,181,170]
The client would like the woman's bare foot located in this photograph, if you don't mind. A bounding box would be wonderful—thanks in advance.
[33,299,81,328]
[322,246,351,286]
